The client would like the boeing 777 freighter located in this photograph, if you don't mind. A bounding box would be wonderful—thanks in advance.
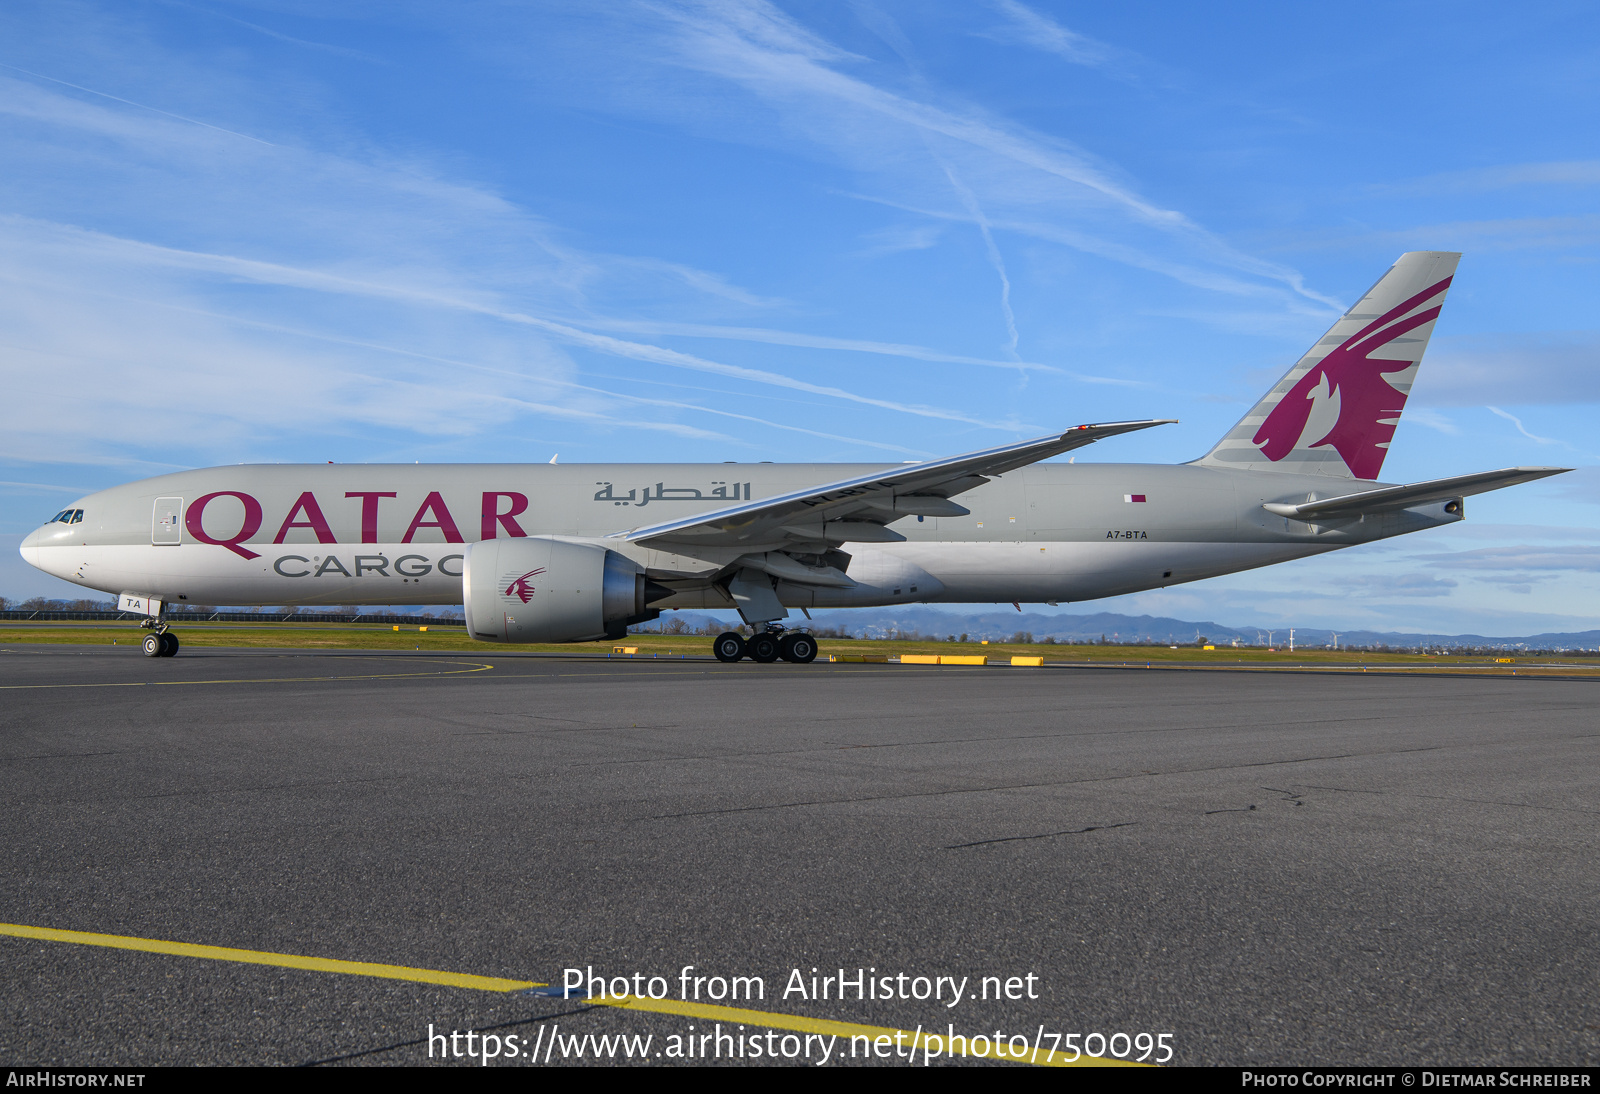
[20,252,1566,661]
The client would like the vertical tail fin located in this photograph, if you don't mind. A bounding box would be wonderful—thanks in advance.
[1199,251,1460,480]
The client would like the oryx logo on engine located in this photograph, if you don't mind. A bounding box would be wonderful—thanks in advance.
[504,568,545,604]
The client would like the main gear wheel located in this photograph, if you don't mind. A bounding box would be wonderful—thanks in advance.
[779,632,818,663]
[747,632,781,663]
[713,632,747,662]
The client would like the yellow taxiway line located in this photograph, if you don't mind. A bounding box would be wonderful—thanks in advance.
[0,921,533,992]
[1,921,1141,1066]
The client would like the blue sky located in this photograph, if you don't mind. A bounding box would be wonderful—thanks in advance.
[2,1,1597,635]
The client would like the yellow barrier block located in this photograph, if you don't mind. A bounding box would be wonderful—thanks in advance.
[900,654,941,664]
[941,655,988,666]
[1202,644,1214,650]
[1011,656,1044,667]
[829,655,887,663]
[392,625,400,631]
[419,626,428,632]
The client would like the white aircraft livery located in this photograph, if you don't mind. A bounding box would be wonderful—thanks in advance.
[20,252,1567,661]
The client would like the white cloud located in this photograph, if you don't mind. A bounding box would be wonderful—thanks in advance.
[1340,573,1459,597]
[1552,467,1600,507]
[0,479,94,493]
[8,219,1024,429]
[1486,406,1561,445]
[1434,522,1600,541]
[637,0,1340,309]
[1310,216,1600,254]
[1413,332,1600,406]
[1401,407,1459,435]
[0,52,1043,470]
[939,163,1019,357]
[1415,545,1600,572]
[1376,160,1600,196]
[853,222,943,257]
[576,317,1074,374]
[982,1,1120,69]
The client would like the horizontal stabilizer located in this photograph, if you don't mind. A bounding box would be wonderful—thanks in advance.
[1262,467,1569,521]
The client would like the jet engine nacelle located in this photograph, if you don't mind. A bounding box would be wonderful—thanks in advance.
[464,537,651,643]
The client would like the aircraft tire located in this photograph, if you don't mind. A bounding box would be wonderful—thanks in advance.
[142,633,163,658]
[779,633,818,664]
[713,632,746,662]
[747,633,780,663]
[160,632,180,657]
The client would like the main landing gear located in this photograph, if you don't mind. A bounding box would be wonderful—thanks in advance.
[713,625,818,664]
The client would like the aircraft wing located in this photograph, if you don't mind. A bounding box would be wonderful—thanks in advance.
[619,420,1176,553]
[1262,466,1569,522]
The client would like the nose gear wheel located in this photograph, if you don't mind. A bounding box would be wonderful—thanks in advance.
[142,632,179,657]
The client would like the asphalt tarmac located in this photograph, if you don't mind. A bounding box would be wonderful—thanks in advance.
[2,644,1597,1067]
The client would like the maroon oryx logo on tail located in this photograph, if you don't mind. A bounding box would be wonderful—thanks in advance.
[505,568,545,604]
[1253,275,1451,480]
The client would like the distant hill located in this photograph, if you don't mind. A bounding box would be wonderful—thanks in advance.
[640,606,1600,651]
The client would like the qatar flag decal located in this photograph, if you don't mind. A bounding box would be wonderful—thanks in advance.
[1124,494,1147,503]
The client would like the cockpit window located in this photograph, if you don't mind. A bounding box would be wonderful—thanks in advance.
[48,509,84,525]
[71,509,83,524]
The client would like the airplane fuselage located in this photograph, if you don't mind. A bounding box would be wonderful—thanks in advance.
[20,461,1459,612]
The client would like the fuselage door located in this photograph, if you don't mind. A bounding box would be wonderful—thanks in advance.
[153,497,183,545]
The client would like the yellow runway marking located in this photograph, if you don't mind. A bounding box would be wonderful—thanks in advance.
[1,921,1141,1066]
[0,658,495,690]
[0,922,537,992]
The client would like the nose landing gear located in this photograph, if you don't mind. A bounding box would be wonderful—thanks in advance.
[135,604,180,658]
[713,625,818,664]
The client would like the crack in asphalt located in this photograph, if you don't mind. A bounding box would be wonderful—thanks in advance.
[299,1005,595,1066]
[946,821,1138,849]
[1297,784,1600,816]
[648,746,1448,819]
[1263,786,1306,806]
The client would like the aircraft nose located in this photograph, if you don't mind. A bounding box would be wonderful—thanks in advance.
[20,524,47,567]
